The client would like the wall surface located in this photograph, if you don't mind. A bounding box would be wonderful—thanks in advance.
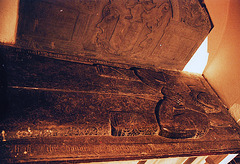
[0,0,19,44]
[204,0,240,123]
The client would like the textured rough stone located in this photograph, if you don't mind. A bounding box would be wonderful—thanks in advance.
[16,0,212,70]
[0,46,239,163]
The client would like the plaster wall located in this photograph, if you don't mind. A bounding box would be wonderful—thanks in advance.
[204,0,240,122]
[0,0,19,44]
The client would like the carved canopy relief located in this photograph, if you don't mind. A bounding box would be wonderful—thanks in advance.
[16,0,212,70]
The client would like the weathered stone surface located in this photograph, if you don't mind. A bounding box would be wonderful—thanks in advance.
[0,46,239,163]
[16,0,212,70]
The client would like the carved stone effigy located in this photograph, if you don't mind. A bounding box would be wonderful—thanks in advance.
[0,46,240,163]
[16,0,212,70]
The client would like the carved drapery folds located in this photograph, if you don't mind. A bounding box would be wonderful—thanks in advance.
[0,47,240,163]
[1,0,237,162]
[1,48,227,140]
[16,0,212,70]
[96,0,172,56]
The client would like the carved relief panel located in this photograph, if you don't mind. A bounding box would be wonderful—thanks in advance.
[16,0,212,70]
[0,47,239,163]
